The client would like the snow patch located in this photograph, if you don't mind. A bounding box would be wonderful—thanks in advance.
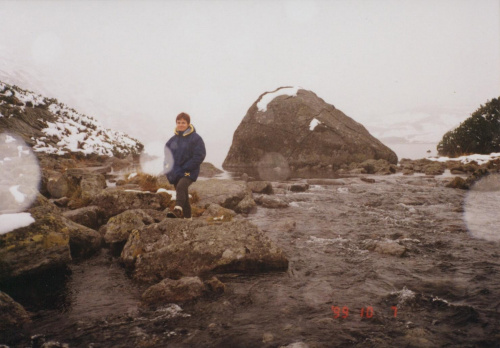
[257,86,301,112]
[428,152,500,165]
[309,118,321,131]
[0,213,35,235]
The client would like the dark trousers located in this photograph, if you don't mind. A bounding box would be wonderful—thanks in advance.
[175,177,193,218]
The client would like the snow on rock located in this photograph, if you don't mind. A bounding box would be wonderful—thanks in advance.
[428,152,500,165]
[0,212,35,235]
[309,118,321,131]
[0,81,142,157]
[257,86,301,112]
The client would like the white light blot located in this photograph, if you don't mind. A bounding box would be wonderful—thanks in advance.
[139,141,174,176]
[0,133,41,214]
[464,174,500,242]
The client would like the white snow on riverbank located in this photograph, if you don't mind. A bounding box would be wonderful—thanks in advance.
[0,212,35,235]
[427,152,500,165]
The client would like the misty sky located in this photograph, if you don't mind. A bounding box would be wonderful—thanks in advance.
[0,0,499,166]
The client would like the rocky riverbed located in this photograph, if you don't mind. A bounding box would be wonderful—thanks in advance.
[3,173,500,347]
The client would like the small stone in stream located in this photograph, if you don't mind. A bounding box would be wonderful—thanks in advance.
[360,177,376,183]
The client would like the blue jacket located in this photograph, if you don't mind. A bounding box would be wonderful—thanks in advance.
[164,124,206,185]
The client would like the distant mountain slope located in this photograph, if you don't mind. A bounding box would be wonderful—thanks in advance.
[0,81,143,157]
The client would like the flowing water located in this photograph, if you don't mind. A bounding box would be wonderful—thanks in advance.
[8,174,500,347]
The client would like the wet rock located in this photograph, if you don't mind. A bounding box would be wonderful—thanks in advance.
[246,181,273,194]
[190,179,251,211]
[103,209,155,248]
[374,241,406,257]
[289,183,309,192]
[351,159,397,175]
[446,177,469,190]
[364,240,406,257]
[0,291,31,343]
[64,218,102,259]
[424,162,446,176]
[91,189,164,219]
[271,219,296,232]
[121,219,288,283]
[360,177,376,183]
[306,179,346,185]
[0,195,71,282]
[142,277,206,305]
[204,276,226,294]
[62,205,106,229]
[254,195,289,209]
[222,87,397,174]
[235,195,257,214]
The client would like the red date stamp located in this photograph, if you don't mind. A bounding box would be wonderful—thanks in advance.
[331,306,398,319]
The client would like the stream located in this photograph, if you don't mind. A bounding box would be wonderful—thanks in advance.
[9,174,500,347]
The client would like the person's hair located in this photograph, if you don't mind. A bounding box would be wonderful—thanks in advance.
[176,112,191,124]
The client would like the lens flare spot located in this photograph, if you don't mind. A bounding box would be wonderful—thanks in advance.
[464,174,500,242]
[257,152,290,181]
[0,133,41,214]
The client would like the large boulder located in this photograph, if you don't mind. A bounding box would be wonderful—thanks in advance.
[62,205,106,229]
[91,189,167,219]
[121,219,288,283]
[190,179,254,211]
[223,87,397,178]
[102,209,156,251]
[63,218,102,259]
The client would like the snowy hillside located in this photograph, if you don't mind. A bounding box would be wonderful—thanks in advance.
[0,81,143,157]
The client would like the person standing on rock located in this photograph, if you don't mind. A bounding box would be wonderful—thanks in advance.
[164,112,206,219]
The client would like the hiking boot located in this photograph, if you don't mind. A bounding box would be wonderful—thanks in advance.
[173,206,184,218]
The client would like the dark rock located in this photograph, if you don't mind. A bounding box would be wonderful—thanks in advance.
[52,197,70,207]
[0,291,31,343]
[223,87,397,176]
[254,195,289,209]
[360,177,376,183]
[204,276,226,294]
[62,205,106,229]
[63,218,102,259]
[446,177,469,190]
[199,162,224,178]
[121,219,288,283]
[246,181,273,194]
[141,277,206,305]
[306,179,346,185]
[290,183,309,192]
